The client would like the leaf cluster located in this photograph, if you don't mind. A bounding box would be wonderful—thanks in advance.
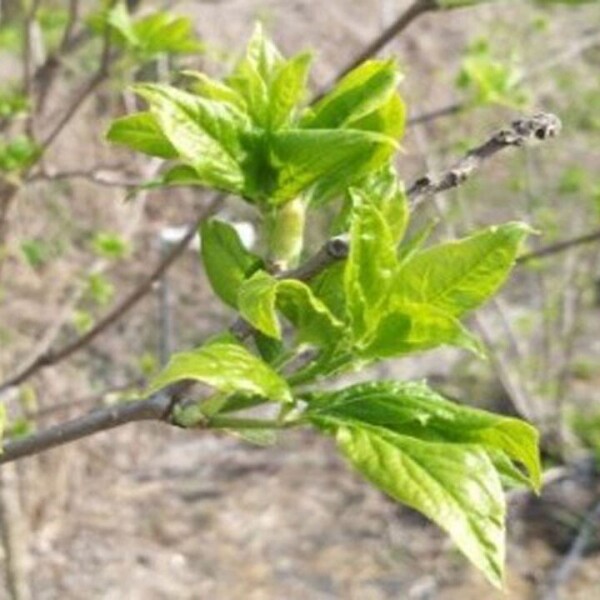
[105,26,541,588]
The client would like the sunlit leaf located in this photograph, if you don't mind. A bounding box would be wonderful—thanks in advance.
[201,219,262,308]
[147,334,292,403]
[106,112,177,158]
[394,222,531,316]
[302,60,401,129]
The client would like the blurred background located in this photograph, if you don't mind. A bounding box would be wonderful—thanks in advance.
[0,0,599,598]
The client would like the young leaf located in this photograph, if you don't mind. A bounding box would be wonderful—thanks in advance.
[394,222,531,316]
[335,423,505,588]
[227,24,283,127]
[271,129,397,205]
[201,219,262,308]
[269,52,312,129]
[350,167,409,244]
[146,334,292,403]
[106,112,177,159]
[133,12,203,55]
[302,60,401,129]
[237,271,344,347]
[133,83,247,193]
[309,380,541,491]
[348,93,407,142]
[105,1,137,46]
[361,302,484,359]
[344,192,397,339]
[183,71,246,109]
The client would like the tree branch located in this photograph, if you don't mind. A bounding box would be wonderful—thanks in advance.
[0,113,562,464]
[0,390,173,465]
[518,228,600,264]
[314,0,437,102]
[407,113,561,208]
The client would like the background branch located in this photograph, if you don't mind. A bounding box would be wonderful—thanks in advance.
[0,194,224,393]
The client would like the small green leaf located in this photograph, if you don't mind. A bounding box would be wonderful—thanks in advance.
[133,12,203,55]
[362,302,485,359]
[237,271,282,338]
[238,271,344,347]
[183,71,245,109]
[394,222,531,316]
[354,166,409,244]
[0,135,40,173]
[349,92,406,142]
[303,60,401,129]
[269,52,312,129]
[272,129,397,205]
[106,112,177,159]
[91,232,130,260]
[162,165,203,186]
[344,192,397,339]
[201,219,262,308]
[105,1,137,46]
[147,334,292,403]
[85,273,115,306]
[227,23,283,128]
[243,23,284,82]
[133,83,247,193]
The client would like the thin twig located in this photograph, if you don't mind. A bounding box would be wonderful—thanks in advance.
[30,168,145,189]
[38,14,115,154]
[407,29,600,128]
[59,0,80,53]
[314,0,437,102]
[0,195,224,393]
[518,229,600,264]
[0,390,174,465]
[407,113,562,208]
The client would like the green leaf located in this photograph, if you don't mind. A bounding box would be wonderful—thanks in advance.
[183,71,245,109]
[91,232,130,260]
[302,60,401,129]
[362,302,485,359]
[348,92,406,142]
[105,2,137,46]
[0,135,40,173]
[237,271,344,347]
[243,23,284,82]
[227,23,283,127]
[344,192,397,339]
[335,423,505,588]
[309,380,540,491]
[133,12,203,55]
[456,39,527,109]
[269,52,312,129]
[146,334,292,403]
[309,261,346,322]
[271,129,397,205]
[350,166,409,243]
[200,219,262,308]
[106,112,178,159]
[394,222,531,316]
[162,164,204,186]
[133,83,247,193]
